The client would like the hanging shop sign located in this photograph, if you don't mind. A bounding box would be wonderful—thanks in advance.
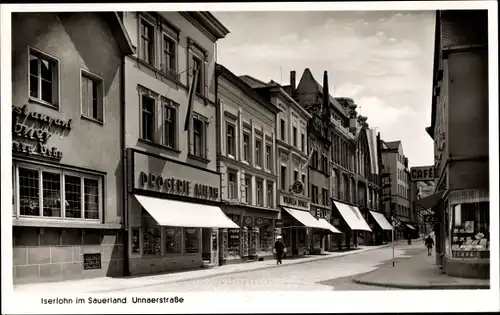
[281,194,310,211]
[131,150,220,201]
[12,104,71,159]
[410,166,436,182]
[291,180,304,194]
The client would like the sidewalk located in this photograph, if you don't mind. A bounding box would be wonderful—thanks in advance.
[14,243,393,294]
[353,248,490,289]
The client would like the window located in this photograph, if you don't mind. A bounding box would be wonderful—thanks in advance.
[245,176,252,204]
[16,165,101,220]
[141,95,155,141]
[322,188,329,206]
[255,138,262,167]
[280,165,287,190]
[301,133,305,152]
[293,127,298,147]
[164,227,182,254]
[243,133,250,162]
[294,170,299,182]
[312,151,319,169]
[302,174,306,195]
[267,182,273,208]
[140,19,155,65]
[191,54,204,95]
[163,102,177,148]
[29,49,58,106]
[228,171,238,200]
[226,123,236,157]
[81,72,103,122]
[265,144,272,170]
[312,185,319,204]
[192,116,206,158]
[142,210,161,256]
[280,119,286,141]
[184,228,200,254]
[322,155,328,173]
[162,34,176,74]
[256,180,263,206]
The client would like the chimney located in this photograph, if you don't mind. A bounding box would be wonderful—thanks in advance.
[323,71,331,118]
[290,70,296,90]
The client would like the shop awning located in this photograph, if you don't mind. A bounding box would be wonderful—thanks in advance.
[406,224,416,230]
[282,207,324,229]
[317,218,342,234]
[134,195,239,229]
[414,190,445,212]
[333,201,372,232]
[369,211,393,231]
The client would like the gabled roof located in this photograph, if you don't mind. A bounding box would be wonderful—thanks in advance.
[104,12,135,55]
[297,68,348,117]
[384,140,401,150]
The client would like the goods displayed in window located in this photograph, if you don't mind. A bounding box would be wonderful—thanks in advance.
[450,202,489,259]
[248,228,259,256]
[142,211,161,256]
[227,228,240,258]
[220,229,229,259]
[259,225,274,254]
[241,228,249,257]
[164,227,182,254]
[185,228,200,254]
[131,228,140,254]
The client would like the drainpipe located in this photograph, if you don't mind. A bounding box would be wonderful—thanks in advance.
[121,55,130,277]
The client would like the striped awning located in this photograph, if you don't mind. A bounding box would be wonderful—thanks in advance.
[448,189,489,206]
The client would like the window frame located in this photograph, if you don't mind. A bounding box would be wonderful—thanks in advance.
[256,179,264,207]
[293,126,298,147]
[244,175,252,204]
[161,31,178,76]
[189,51,205,97]
[140,93,157,142]
[255,137,262,168]
[189,113,208,160]
[265,143,272,171]
[280,119,286,141]
[280,165,287,190]
[242,132,250,162]
[138,16,156,67]
[14,162,103,221]
[227,170,238,200]
[226,122,236,158]
[80,69,105,124]
[28,47,60,109]
[162,98,179,150]
[267,182,273,208]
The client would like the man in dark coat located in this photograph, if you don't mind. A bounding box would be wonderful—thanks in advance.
[425,235,435,256]
[274,235,285,265]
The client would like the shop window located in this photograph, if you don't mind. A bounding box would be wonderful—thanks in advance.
[16,164,101,220]
[142,210,162,256]
[81,70,104,123]
[164,227,182,254]
[259,224,274,253]
[131,228,140,254]
[184,228,200,254]
[228,228,240,258]
[450,202,489,259]
[163,100,178,149]
[29,48,59,108]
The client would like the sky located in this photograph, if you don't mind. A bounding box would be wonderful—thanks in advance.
[213,10,436,167]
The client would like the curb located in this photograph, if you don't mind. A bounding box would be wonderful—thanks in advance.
[93,244,394,293]
[352,278,490,290]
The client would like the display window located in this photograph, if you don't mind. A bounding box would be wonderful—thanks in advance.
[227,228,240,258]
[241,227,249,256]
[449,202,489,259]
[249,228,260,256]
[184,228,200,254]
[164,227,182,254]
[142,211,162,256]
[298,228,306,247]
[259,224,274,254]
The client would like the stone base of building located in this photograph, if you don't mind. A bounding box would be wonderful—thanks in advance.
[128,254,203,275]
[13,226,124,285]
[443,256,490,279]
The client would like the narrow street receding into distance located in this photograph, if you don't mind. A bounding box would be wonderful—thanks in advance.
[114,244,425,292]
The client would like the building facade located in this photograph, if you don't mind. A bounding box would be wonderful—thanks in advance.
[380,140,415,239]
[410,180,435,237]
[11,12,134,284]
[293,69,377,250]
[241,75,313,257]
[215,64,280,264]
[421,10,489,279]
[121,11,236,275]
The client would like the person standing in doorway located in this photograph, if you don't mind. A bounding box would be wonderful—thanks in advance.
[425,235,435,256]
[274,236,285,265]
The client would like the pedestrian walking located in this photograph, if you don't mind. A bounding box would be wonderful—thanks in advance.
[425,235,435,256]
[274,235,285,265]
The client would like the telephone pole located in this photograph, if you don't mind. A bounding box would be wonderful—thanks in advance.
[381,167,396,267]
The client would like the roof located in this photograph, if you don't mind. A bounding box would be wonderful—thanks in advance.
[298,69,348,117]
[239,75,269,88]
[180,12,230,40]
[384,141,401,150]
[105,12,135,55]
[216,64,280,114]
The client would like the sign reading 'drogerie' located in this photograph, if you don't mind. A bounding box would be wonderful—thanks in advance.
[410,166,436,182]
[133,151,220,201]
